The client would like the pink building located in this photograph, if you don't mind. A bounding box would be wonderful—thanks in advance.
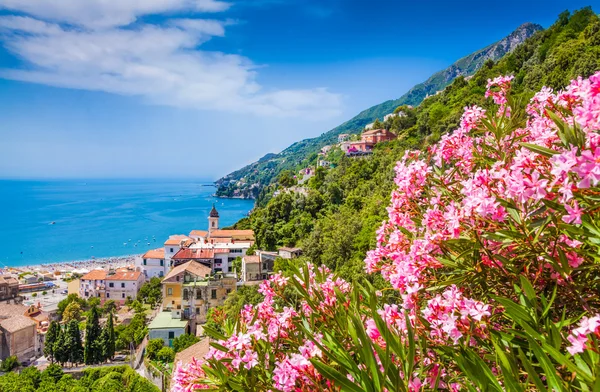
[105,271,144,304]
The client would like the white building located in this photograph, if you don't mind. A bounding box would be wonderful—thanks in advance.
[164,235,193,267]
[139,248,168,279]
[338,133,350,143]
[79,270,108,300]
[105,271,144,304]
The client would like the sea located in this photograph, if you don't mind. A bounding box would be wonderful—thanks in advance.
[0,179,255,267]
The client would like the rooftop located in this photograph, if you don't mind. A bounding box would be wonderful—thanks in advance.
[189,230,208,237]
[0,315,36,333]
[164,235,191,246]
[81,269,108,281]
[106,271,143,281]
[209,229,254,240]
[209,204,220,218]
[148,311,189,330]
[279,247,302,252]
[163,261,212,282]
[143,248,165,259]
[243,255,260,264]
[173,339,210,368]
[172,248,214,260]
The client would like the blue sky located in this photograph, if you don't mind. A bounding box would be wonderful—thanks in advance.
[0,0,597,179]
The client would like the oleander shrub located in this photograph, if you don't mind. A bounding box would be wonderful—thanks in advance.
[173,72,600,391]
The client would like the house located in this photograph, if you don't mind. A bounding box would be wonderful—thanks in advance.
[164,235,193,265]
[160,261,236,330]
[105,271,144,304]
[340,141,352,153]
[139,248,168,279]
[320,145,332,154]
[318,160,331,168]
[241,255,261,282]
[361,128,396,144]
[79,270,108,301]
[338,133,350,143]
[148,310,190,347]
[0,276,19,301]
[0,304,40,362]
[67,279,80,296]
[278,247,303,259]
[241,252,276,283]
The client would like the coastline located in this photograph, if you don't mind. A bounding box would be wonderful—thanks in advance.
[2,254,141,275]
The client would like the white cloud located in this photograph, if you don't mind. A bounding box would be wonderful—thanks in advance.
[0,2,342,119]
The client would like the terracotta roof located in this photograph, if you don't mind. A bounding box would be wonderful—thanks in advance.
[362,128,387,136]
[189,230,208,237]
[243,255,260,264]
[173,248,214,260]
[81,270,108,281]
[279,247,302,252]
[209,230,254,240]
[0,304,29,318]
[164,235,190,246]
[211,238,232,244]
[106,271,143,281]
[174,339,210,368]
[213,248,230,253]
[0,315,36,333]
[163,261,212,282]
[0,276,19,286]
[143,248,165,259]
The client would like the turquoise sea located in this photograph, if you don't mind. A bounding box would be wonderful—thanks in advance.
[0,180,254,267]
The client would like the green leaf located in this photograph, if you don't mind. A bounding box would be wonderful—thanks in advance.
[311,360,366,392]
[520,142,559,157]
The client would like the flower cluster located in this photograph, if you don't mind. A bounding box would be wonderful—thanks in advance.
[567,315,600,355]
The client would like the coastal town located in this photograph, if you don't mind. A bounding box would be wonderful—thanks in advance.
[0,205,301,389]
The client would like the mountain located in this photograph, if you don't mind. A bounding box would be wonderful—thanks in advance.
[215,22,543,199]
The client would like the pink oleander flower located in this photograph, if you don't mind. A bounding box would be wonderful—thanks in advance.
[567,315,600,355]
[562,200,583,224]
[172,358,210,391]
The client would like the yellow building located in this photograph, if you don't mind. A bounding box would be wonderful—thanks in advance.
[161,261,237,326]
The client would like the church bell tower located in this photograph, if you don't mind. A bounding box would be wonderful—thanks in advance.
[208,204,219,234]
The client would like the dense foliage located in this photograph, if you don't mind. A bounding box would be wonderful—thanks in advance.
[137,277,163,308]
[0,365,158,392]
[236,8,600,289]
[174,66,600,391]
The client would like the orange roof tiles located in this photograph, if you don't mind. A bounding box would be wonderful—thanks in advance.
[106,271,143,281]
[189,230,208,237]
[209,229,254,240]
[172,248,214,260]
[143,248,165,259]
[164,235,191,246]
[163,261,212,282]
[243,255,260,264]
[81,270,108,281]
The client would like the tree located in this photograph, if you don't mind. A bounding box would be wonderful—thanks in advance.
[57,294,86,318]
[100,312,116,361]
[102,299,116,315]
[155,347,175,363]
[138,277,162,307]
[371,118,383,129]
[146,339,164,360]
[53,327,68,366]
[44,321,60,362]
[0,356,18,372]
[41,364,63,383]
[62,302,82,322]
[20,367,41,389]
[84,305,102,365]
[172,334,200,353]
[65,320,84,366]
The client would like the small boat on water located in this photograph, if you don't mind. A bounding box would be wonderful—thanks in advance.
[50,221,56,225]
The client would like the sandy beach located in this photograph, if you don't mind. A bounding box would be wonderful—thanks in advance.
[1,254,142,275]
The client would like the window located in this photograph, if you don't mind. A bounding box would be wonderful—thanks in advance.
[211,289,217,299]
[231,249,242,253]
[212,221,215,227]
[226,289,231,294]
[170,248,174,252]
[167,288,173,296]
[196,307,200,315]
[160,260,164,266]
[228,266,232,272]
[109,282,114,288]
[121,283,125,288]
[106,293,110,298]
[168,332,175,339]
[122,293,125,298]
[97,293,100,297]
[176,276,180,282]
[143,259,147,265]
[159,271,164,277]
[263,263,267,270]
[183,289,188,300]
[196,290,202,300]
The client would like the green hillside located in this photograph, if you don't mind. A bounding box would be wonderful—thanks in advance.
[226,7,600,290]
[215,22,542,199]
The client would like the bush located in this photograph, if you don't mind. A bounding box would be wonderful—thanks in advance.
[174,71,600,391]
[172,334,199,353]
[155,347,175,363]
[145,339,164,360]
[0,356,18,372]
